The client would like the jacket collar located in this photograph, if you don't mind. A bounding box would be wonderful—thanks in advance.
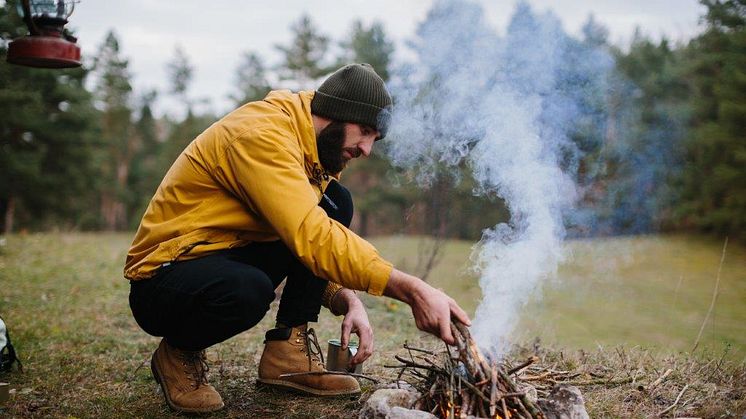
[263,90,332,187]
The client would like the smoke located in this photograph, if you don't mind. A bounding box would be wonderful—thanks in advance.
[386,0,614,353]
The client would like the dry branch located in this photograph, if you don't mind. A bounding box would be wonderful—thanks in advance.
[389,321,545,418]
[692,236,728,353]
[509,356,540,375]
[277,371,379,383]
[657,384,689,417]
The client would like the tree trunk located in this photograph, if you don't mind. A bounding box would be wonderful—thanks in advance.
[3,195,15,234]
[101,193,117,231]
[116,160,130,230]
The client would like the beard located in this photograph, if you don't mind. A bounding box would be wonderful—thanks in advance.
[316,121,348,174]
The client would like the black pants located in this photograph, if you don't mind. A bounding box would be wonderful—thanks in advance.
[129,181,353,351]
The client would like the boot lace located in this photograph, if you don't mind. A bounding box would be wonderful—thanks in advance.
[299,327,325,370]
[180,350,209,389]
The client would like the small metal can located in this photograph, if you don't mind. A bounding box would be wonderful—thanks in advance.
[326,339,363,374]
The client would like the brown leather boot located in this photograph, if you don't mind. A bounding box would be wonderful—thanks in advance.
[150,339,224,413]
[257,325,360,396]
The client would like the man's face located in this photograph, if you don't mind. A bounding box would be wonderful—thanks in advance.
[317,122,379,173]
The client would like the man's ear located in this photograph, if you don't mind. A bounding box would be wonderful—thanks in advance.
[311,114,334,136]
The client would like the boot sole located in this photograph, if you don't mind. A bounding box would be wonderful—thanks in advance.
[257,378,360,397]
[151,355,225,413]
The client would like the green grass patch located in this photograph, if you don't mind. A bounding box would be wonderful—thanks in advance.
[0,233,744,417]
[371,234,746,358]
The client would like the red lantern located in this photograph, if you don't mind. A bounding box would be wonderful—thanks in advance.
[7,0,81,69]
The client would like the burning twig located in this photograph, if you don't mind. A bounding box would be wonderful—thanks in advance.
[388,323,647,417]
[388,321,546,418]
[490,361,498,417]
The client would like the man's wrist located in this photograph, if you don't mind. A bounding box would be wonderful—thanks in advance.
[383,268,423,305]
[331,288,359,315]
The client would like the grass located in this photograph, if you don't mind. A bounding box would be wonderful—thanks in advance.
[0,232,744,417]
[372,234,746,357]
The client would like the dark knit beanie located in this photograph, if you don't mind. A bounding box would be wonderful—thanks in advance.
[311,63,393,138]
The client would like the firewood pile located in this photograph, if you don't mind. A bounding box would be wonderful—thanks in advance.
[387,321,545,418]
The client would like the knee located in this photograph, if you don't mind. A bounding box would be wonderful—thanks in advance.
[239,276,275,320]
[210,270,275,327]
[237,273,274,303]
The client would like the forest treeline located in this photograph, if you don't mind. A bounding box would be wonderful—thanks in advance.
[0,0,744,241]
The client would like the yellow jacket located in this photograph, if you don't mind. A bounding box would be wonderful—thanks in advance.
[124,90,393,296]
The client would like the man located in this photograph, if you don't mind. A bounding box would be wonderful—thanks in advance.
[125,63,470,413]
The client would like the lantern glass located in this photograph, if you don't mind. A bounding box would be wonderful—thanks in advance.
[17,0,76,20]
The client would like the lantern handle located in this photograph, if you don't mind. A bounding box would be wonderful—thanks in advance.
[20,0,41,36]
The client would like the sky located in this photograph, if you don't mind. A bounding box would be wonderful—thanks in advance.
[61,0,706,117]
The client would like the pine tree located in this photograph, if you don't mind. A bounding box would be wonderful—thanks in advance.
[0,0,99,232]
[275,14,332,89]
[677,0,746,240]
[166,45,194,114]
[91,30,135,230]
[230,52,271,105]
[339,20,394,80]
[159,46,215,172]
[591,31,691,234]
[127,90,161,227]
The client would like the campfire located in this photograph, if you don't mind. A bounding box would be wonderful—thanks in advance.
[387,321,545,418]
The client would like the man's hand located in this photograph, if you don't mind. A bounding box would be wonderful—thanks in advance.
[383,269,471,345]
[331,289,374,367]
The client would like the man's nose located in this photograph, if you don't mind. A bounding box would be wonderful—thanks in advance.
[359,141,373,157]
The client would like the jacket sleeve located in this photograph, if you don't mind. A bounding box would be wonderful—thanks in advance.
[213,125,392,295]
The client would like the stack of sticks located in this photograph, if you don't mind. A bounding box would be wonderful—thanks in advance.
[387,321,544,419]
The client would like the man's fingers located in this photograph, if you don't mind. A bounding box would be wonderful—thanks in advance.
[407,284,469,344]
[340,321,352,349]
[439,316,455,345]
[450,301,471,326]
[351,327,373,365]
